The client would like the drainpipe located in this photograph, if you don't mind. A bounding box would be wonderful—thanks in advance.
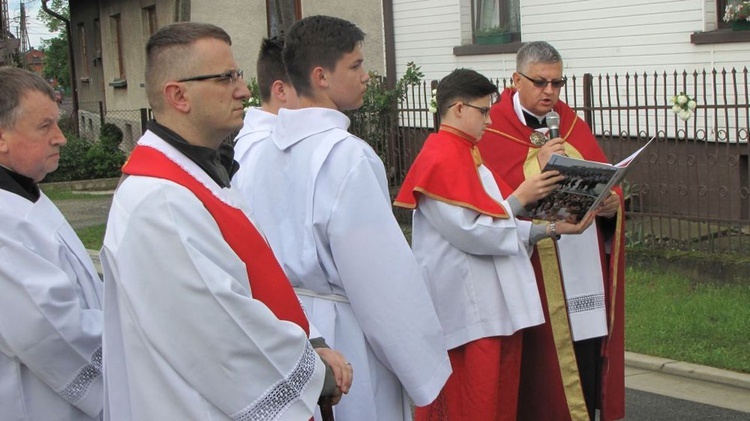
[41,0,78,136]
[382,0,396,90]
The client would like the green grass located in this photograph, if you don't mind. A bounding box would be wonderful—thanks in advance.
[625,266,750,373]
[75,224,106,250]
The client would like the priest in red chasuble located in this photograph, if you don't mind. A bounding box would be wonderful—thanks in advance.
[478,41,625,421]
[395,68,593,421]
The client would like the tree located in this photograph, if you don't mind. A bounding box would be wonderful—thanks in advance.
[41,35,70,91]
[37,0,69,33]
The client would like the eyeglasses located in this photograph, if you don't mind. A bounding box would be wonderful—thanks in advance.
[448,102,491,117]
[518,72,567,89]
[177,69,244,84]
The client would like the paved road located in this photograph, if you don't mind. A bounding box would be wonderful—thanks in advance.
[625,389,749,420]
[55,196,113,229]
[624,365,750,420]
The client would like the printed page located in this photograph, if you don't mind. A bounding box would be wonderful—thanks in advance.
[527,136,655,222]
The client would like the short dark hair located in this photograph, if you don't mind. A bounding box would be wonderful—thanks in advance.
[436,68,498,118]
[145,22,232,111]
[283,15,365,98]
[256,36,288,103]
[516,41,562,73]
[0,67,56,129]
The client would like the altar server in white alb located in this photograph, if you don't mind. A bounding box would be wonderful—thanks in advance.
[0,67,104,420]
[100,22,350,420]
[237,15,452,421]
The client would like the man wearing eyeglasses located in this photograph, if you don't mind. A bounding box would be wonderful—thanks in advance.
[100,22,345,420]
[479,41,625,421]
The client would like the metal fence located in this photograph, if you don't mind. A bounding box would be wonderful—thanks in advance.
[347,68,750,253]
[76,101,150,151]
[70,67,750,253]
[578,69,750,253]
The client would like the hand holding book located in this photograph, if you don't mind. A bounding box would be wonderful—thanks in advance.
[511,170,564,206]
[526,136,655,223]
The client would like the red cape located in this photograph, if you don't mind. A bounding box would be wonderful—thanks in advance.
[394,126,512,218]
[479,88,626,421]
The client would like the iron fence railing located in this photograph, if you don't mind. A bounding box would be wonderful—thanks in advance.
[347,68,750,253]
[72,67,750,252]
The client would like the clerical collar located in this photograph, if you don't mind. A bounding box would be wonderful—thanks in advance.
[147,120,239,188]
[0,164,40,202]
[512,92,548,129]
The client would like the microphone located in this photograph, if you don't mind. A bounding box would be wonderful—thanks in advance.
[546,111,560,139]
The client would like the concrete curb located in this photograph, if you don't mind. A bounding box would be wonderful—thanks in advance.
[626,351,750,391]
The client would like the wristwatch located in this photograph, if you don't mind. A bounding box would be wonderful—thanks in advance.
[549,221,562,241]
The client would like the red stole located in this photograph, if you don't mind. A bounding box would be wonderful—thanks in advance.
[122,145,310,335]
[479,89,625,420]
[394,126,511,218]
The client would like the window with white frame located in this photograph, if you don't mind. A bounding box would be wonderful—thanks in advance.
[474,0,519,32]
[473,0,520,40]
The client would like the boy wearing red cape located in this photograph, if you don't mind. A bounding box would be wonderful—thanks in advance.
[395,68,594,421]
[478,41,626,421]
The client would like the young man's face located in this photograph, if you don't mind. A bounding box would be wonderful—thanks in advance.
[0,90,66,182]
[325,43,370,111]
[512,61,564,116]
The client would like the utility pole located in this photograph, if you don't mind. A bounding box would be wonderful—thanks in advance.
[0,0,12,65]
[19,1,28,68]
[19,1,27,51]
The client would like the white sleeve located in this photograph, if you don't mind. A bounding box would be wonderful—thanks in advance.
[103,181,325,418]
[418,195,521,256]
[326,157,451,406]
[0,233,103,417]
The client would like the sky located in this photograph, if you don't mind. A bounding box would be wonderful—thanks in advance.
[7,0,61,50]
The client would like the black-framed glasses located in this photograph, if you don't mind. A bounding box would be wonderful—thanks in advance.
[518,72,567,89]
[177,69,244,84]
[448,102,491,117]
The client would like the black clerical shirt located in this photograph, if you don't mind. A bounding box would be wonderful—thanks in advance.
[523,110,547,129]
[147,120,239,188]
[0,165,40,202]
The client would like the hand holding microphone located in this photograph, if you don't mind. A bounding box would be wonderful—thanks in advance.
[536,110,566,168]
[546,110,560,139]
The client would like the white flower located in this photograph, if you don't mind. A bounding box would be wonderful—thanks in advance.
[429,89,438,114]
[723,1,750,22]
[670,91,697,122]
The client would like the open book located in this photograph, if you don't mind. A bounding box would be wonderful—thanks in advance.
[526,136,654,223]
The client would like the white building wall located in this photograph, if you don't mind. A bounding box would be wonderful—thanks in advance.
[393,0,750,81]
